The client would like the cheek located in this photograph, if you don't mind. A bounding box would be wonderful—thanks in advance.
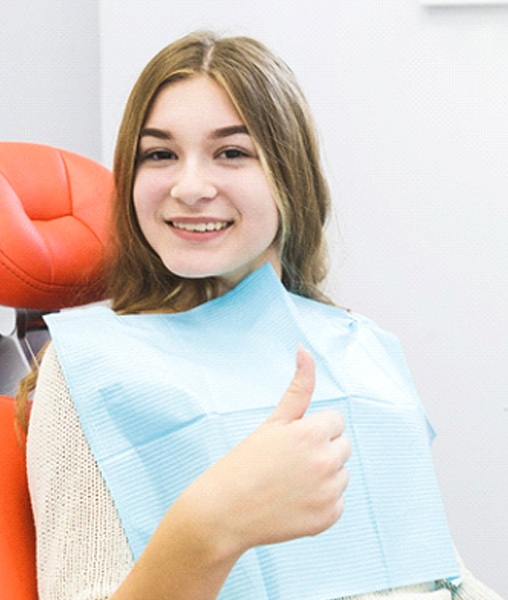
[244,201,279,242]
[243,177,280,231]
[132,174,162,221]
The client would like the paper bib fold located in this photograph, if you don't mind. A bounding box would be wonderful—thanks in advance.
[45,263,459,599]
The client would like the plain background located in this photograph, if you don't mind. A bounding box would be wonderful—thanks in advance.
[1,0,506,596]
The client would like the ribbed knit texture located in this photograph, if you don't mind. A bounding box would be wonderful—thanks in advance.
[26,344,502,600]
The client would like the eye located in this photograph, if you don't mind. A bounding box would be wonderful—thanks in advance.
[139,149,177,163]
[218,148,250,160]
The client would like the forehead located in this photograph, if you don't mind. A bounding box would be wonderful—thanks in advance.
[144,75,245,131]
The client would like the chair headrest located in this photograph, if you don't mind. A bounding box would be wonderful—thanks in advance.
[0,142,114,310]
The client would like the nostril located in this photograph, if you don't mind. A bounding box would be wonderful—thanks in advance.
[169,181,218,204]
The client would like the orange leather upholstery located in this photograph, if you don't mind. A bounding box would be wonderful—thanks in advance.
[0,142,114,310]
[0,142,113,598]
[0,395,37,600]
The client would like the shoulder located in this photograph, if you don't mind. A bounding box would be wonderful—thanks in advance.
[44,304,116,330]
[30,341,87,452]
[290,292,395,341]
[36,341,67,397]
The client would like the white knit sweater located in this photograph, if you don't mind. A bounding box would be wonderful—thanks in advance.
[26,344,502,600]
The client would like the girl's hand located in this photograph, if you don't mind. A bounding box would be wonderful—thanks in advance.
[178,346,351,558]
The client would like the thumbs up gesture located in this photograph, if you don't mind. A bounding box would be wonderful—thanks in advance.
[268,344,317,422]
[178,347,351,559]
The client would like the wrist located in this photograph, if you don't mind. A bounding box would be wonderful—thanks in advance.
[171,482,247,568]
[119,492,241,600]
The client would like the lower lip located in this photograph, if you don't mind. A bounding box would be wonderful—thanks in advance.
[167,223,232,242]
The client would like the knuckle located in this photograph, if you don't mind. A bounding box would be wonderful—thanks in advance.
[341,436,352,461]
[321,496,345,532]
[335,411,346,433]
[335,496,345,520]
[322,410,345,432]
[288,373,313,397]
[299,421,326,445]
[338,466,350,492]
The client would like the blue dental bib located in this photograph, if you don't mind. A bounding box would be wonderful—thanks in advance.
[45,264,459,599]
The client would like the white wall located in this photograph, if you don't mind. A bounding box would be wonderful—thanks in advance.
[99,1,507,594]
[0,0,101,160]
[1,0,505,594]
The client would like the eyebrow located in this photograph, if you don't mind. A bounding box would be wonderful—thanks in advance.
[139,125,249,140]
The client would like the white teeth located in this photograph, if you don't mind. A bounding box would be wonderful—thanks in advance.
[171,221,230,232]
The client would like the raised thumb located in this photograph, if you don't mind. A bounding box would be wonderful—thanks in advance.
[268,345,316,423]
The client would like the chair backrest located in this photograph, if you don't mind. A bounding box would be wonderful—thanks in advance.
[0,142,113,599]
[0,395,37,600]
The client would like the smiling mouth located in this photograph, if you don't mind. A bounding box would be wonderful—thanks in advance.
[169,221,232,233]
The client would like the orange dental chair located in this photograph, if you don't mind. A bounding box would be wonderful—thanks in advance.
[0,142,113,599]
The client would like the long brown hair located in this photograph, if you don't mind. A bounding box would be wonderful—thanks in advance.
[109,30,332,313]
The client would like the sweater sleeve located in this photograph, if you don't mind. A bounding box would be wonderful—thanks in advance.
[27,343,134,600]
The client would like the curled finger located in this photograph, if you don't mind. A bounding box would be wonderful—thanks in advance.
[305,409,345,441]
[330,434,352,470]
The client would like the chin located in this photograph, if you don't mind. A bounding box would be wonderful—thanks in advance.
[163,264,221,280]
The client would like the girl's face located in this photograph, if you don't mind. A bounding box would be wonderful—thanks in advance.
[133,76,281,290]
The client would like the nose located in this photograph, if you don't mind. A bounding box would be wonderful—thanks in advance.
[169,159,217,205]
